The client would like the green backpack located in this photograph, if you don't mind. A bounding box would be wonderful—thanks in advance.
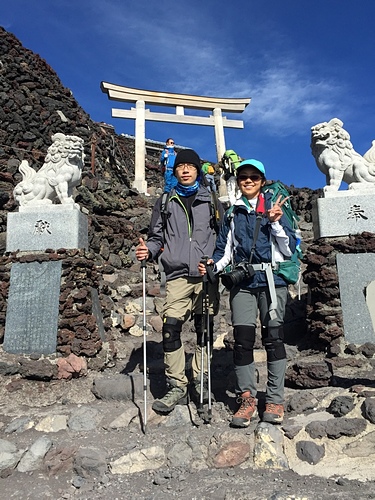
[221,150,242,178]
[262,181,299,230]
[262,181,303,285]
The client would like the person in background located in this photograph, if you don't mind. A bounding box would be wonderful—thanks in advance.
[160,138,177,193]
[198,159,296,426]
[136,149,221,413]
[201,162,217,192]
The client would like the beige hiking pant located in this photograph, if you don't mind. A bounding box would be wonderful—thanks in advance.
[163,276,219,387]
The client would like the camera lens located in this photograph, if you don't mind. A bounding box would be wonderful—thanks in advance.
[221,268,246,290]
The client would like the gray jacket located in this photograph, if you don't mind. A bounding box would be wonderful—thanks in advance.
[146,186,219,281]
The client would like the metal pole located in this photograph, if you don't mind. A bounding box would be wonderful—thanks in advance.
[206,287,212,422]
[199,256,212,423]
[141,258,147,432]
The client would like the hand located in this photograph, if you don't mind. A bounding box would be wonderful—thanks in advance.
[267,195,291,222]
[135,237,149,261]
[198,258,214,275]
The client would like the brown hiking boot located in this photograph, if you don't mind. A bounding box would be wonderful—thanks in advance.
[262,403,284,424]
[231,391,257,428]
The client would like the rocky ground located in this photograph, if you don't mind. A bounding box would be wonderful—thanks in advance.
[1,324,375,500]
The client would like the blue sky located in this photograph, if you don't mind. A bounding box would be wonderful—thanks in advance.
[3,0,375,189]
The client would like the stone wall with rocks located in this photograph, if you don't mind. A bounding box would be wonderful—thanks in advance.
[0,250,111,368]
[303,232,375,355]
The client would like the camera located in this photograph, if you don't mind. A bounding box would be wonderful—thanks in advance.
[221,261,255,290]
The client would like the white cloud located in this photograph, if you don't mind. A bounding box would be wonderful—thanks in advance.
[242,65,344,136]
[94,2,348,138]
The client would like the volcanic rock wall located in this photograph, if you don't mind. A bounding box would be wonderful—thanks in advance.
[0,26,161,359]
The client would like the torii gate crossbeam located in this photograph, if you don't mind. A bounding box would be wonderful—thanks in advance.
[101,82,251,194]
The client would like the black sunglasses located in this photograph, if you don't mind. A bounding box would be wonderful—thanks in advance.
[237,174,262,182]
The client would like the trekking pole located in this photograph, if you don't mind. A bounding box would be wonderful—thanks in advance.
[141,258,148,433]
[198,256,212,423]
[204,259,212,423]
[197,263,206,421]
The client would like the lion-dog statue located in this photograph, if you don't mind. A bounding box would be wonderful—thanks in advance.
[311,118,375,192]
[14,133,85,207]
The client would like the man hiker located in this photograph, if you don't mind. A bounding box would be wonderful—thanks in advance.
[160,137,177,193]
[136,149,222,413]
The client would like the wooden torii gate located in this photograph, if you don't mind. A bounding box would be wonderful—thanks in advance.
[101,82,251,193]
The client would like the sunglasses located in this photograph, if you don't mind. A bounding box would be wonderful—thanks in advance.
[237,174,262,182]
[168,142,175,145]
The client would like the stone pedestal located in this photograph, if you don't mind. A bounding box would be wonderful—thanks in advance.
[3,261,62,354]
[312,190,375,239]
[337,253,375,344]
[6,205,88,252]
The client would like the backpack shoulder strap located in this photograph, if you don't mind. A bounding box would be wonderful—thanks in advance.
[160,192,170,231]
[159,192,170,296]
[227,204,236,221]
[209,191,222,234]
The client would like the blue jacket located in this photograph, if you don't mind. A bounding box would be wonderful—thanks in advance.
[160,147,177,193]
[213,193,297,288]
[160,146,176,170]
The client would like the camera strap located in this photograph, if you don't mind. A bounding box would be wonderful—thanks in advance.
[248,212,263,264]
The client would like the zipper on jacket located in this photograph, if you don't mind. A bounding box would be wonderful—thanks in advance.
[169,194,192,238]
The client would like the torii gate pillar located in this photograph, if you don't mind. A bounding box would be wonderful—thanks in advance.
[133,100,147,194]
[213,108,226,160]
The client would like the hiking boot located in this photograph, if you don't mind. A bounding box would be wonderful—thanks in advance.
[231,391,257,428]
[262,403,284,424]
[152,385,188,414]
[190,375,209,404]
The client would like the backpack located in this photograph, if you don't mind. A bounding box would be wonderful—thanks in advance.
[221,150,242,179]
[201,162,215,175]
[262,181,303,286]
[201,162,217,193]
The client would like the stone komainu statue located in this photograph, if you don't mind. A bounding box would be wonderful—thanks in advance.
[311,117,375,192]
[13,133,85,207]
